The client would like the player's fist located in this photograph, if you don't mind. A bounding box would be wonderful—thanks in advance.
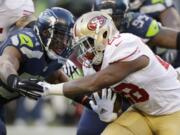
[7,74,43,100]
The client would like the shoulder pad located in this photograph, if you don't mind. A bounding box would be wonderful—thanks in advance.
[124,12,160,40]
[7,28,43,60]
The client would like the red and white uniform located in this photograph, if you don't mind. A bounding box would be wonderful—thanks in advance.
[0,0,34,41]
[83,33,180,115]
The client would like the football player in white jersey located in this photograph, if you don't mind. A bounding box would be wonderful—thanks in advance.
[77,0,180,134]
[0,0,35,42]
[39,11,180,135]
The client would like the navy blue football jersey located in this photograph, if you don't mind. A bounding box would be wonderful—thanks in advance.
[123,12,160,41]
[0,28,64,104]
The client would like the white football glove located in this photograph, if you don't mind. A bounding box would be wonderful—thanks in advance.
[62,59,79,78]
[89,88,117,123]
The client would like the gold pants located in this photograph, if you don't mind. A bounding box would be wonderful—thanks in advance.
[101,109,180,135]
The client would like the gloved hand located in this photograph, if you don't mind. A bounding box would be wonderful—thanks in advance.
[89,88,117,123]
[62,59,80,79]
[7,74,44,100]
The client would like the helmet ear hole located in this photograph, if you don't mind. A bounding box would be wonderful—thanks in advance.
[103,31,107,38]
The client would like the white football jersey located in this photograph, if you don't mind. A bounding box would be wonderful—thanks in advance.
[0,0,34,41]
[83,33,180,115]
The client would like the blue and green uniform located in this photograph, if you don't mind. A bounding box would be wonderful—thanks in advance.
[0,28,64,134]
[0,28,64,103]
[123,12,160,41]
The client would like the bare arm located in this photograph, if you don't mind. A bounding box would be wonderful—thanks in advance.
[47,68,93,107]
[15,14,36,28]
[148,7,180,49]
[159,7,180,30]
[39,56,148,107]
[149,26,178,49]
[0,46,22,84]
[62,55,149,97]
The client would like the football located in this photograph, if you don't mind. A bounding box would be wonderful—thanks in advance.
[113,93,124,114]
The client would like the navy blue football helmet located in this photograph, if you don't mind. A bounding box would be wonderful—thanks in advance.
[93,0,129,30]
[35,7,75,60]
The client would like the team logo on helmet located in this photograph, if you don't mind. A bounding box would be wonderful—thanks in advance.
[87,15,107,31]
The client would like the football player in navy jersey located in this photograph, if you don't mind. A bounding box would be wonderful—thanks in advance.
[0,7,75,134]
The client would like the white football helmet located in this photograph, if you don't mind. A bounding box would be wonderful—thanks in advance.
[73,11,118,66]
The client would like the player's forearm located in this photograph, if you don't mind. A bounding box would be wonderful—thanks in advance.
[44,76,99,96]
[159,7,180,30]
[41,56,148,97]
[40,72,106,97]
[0,57,18,84]
[149,27,178,49]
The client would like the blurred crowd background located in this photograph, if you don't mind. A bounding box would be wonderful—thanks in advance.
[4,0,180,128]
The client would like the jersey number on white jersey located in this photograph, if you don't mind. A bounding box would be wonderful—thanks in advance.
[114,83,149,104]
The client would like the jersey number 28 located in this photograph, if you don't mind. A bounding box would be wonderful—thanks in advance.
[114,83,149,104]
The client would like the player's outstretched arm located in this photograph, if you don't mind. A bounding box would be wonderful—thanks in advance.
[0,46,43,100]
[39,55,149,97]
[149,26,180,49]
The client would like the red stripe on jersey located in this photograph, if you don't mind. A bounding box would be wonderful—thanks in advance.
[108,34,121,45]
[23,10,33,16]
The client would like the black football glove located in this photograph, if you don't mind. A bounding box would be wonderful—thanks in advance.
[7,74,44,100]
